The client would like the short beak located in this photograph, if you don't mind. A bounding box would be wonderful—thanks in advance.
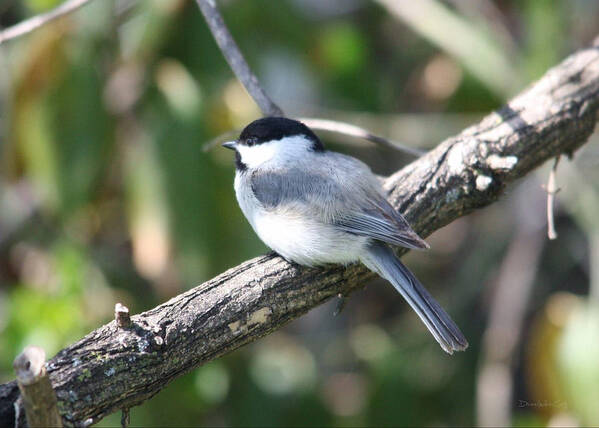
[222,141,237,150]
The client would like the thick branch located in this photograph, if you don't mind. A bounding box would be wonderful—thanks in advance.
[0,0,92,45]
[1,45,599,427]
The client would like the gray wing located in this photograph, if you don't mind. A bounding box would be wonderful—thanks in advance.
[335,197,429,250]
[250,167,428,250]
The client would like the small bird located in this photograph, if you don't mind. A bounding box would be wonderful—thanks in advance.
[223,117,468,354]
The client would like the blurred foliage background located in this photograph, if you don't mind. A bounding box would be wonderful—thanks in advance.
[1,0,599,426]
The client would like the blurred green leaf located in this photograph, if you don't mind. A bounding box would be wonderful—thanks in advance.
[195,360,230,405]
[376,0,522,98]
[557,302,599,425]
[25,0,62,13]
[523,1,565,80]
[319,23,367,75]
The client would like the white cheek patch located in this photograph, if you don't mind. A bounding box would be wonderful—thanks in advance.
[236,135,315,169]
[237,142,278,168]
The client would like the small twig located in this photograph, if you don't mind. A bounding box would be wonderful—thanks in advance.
[193,1,424,156]
[333,293,347,317]
[546,156,561,240]
[115,303,131,328]
[194,0,284,117]
[300,117,425,156]
[121,407,130,428]
[13,346,63,427]
[0,0,93,45]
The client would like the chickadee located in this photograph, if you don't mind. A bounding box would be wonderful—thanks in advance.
[223,117,467,354]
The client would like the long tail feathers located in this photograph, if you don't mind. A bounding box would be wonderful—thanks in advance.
[362,242,468,354]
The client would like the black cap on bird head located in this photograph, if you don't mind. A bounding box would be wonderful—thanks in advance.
[237,117,324,152]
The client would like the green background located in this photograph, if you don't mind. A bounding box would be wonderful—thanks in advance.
[1,0,599,426]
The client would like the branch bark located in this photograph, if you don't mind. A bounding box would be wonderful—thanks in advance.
[1,43,599,426]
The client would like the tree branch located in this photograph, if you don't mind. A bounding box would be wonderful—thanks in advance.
[194,0,424,155]
[194,0,284,117]
[1,43,599,426]
[0,0,93,45]
[299,117,425,157]
[13,346,62,427]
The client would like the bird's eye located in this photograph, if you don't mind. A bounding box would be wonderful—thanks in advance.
[246,137,258,146]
